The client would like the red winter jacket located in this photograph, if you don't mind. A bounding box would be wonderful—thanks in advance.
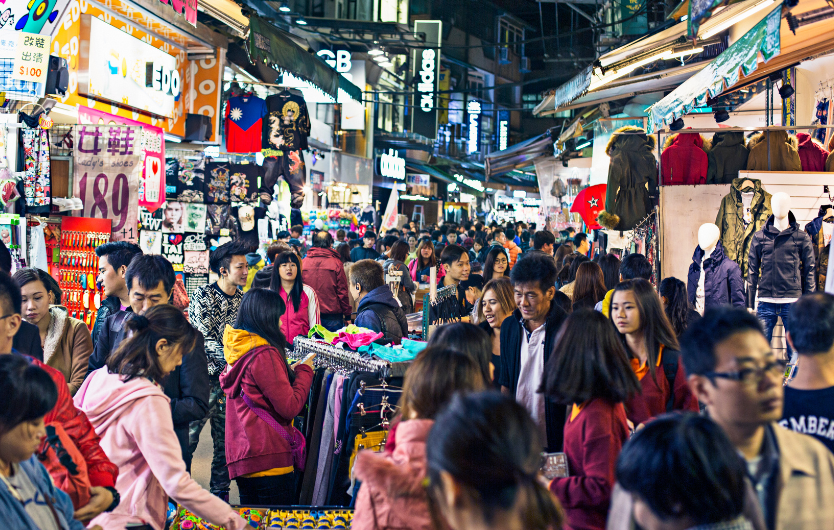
[21,353,118,488]
[624,349,700,426]
[796,133,830,172]
[302,247,352,319]
[278,284,320,346]
[219,332,314,479]
[660,131,708,185]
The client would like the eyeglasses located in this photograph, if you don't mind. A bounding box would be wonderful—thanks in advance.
[704,359,788,386]
[494,258,508,264]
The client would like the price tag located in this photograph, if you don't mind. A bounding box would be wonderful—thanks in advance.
[13,32,51,84]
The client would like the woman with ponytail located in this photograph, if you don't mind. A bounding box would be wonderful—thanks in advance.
[425,392,564,530]
[541,309,641,530]
[74,305,246,530]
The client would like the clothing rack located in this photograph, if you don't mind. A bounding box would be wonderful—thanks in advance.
[422,284,460,338]
[627,208,660,285]
[292,337,392,377]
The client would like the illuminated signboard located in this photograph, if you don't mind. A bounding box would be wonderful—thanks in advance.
[453,173,484,192]
[378,149,405,180]
[498,110,509,150]
[411,20,442,140]
[316,50,352,73]
[467,100,481,154]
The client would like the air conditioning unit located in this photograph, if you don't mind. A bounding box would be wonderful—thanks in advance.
[498,47,511,65]
[520,57,531,73]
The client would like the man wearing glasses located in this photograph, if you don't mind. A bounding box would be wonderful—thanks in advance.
[681,307,834,530]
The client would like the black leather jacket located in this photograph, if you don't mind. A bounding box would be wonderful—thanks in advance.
[748,212,816,305]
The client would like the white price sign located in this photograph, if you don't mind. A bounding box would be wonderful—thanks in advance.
[12,32,51,84]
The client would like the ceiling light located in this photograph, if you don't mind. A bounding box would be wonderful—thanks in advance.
[296,16,307,25]
[368,45,384,56]
[714,109,730,123]
[372,54,388,63]
[699,0,776,39]
[667,47,704,59]
[378,61,393,68]
[278,1,291,12]
[588,49,673,91]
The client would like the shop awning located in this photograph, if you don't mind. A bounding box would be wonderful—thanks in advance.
[533,66,593,116]
[647,5,782,132]
[406,162,485,197]
[247,16,363,102]
[485,130,554,178]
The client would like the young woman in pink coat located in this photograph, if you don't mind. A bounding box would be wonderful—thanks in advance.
[74,305,246,530]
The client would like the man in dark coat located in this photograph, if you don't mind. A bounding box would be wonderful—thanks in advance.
[349,259,408,345]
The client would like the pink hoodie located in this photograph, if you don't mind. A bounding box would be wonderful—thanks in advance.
[74,369,246,530]
[352,419,435,530]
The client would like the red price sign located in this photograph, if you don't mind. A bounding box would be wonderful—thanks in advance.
[19,66,42,78]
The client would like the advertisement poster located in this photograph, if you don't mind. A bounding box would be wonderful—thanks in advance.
[73,125,142,243]
[79,106,166,213]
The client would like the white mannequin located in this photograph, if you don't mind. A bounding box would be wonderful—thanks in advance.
[694,223,721,315]
[771,192,791,232]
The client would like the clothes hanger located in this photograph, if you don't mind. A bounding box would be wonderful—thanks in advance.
[740,179,755,192]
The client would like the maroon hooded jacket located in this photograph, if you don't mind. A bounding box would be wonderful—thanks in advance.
[302,247,352,319]
[219,335,314,479]
[796,132,830,172]
[660,131,708,185]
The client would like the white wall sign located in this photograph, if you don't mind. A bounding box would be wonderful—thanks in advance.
[467,100,481,154]
[341,60,366,130]
[417,49,436,112]
[498,113,509,150]
[379,149,405,180]
[317,49,352,73]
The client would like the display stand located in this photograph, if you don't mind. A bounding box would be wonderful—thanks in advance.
[292,337,394,377]
[58,217,111,329]
[422,284,460,339]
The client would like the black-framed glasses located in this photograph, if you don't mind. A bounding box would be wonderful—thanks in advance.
[704,359,788,386]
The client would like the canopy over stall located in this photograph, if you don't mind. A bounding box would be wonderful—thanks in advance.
[484,130,555,179]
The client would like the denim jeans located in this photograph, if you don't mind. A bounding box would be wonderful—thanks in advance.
[320,314,346,333]
[757,301,794,362]
[188,376,230,496]
[236,473,296,505]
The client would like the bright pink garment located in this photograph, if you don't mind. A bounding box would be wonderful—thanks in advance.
[334,331,384,348]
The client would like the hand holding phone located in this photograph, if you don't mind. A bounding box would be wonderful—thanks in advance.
[292,352,316,369]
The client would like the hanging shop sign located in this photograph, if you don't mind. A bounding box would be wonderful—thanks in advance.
[72,124,142,243]
[78,15,180,119]
[6,0,68,34]
[79,106,166,213]
[467,100,481,154]
[341,60,366,130]
[0,30,44,99]
[317,49,352,73]
[157,0,198,27]
[497,110,509,151]
[12,31,51,84]
[411,20,442,140]
[378,149,405,180]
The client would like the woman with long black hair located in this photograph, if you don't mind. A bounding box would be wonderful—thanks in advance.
[482,246,510,282]
[220,288,315,505]
[609,279,699,428]
[658,277,701,339]
[270,252,320,346]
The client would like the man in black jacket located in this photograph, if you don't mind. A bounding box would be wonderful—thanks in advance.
[0,240,43,360]
[89,255,209,468]
[92,241,142,345]
[350,231,381,262]
[498,252,568,452]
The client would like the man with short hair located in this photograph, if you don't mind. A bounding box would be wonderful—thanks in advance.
[596,253,653,316]
[89,255,209,470]
[533,230,556,256]
[303,231,352,331]
[187,240,250,500]
[92,241,142,345]
[439,244,482,314]
[780,293,834,455]
[376,235,399,261]
[351,231,381,262]
[494,228,521,268]
[349,259,408,345]
[276,230,291,243]
[446,231,459,246]
[498,252,568,451]
[336,229,346,243]
[574,233,590,256]
[681,307,834,529]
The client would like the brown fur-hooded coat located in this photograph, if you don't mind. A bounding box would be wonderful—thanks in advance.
[598,126,657,231]
[746,130,801,171]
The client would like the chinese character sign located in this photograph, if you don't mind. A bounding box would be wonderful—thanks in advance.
[73,125,142,243]
[13,32,51,84]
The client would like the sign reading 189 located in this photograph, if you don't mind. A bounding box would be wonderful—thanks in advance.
[19,66,43,78]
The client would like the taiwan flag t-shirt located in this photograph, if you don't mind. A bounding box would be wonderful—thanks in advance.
[225,96,267,153]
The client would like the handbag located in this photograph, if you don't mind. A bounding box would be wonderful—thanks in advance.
[241,392,307,472]
[38,423,92,510]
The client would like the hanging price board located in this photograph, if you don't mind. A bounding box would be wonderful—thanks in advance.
[72,125,142,243]
[13,32,51,84]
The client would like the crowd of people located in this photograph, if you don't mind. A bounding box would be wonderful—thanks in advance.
[0,218,833,530]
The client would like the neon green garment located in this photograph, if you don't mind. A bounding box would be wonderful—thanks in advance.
[308,324,375,344]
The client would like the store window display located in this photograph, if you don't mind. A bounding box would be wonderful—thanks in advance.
[748,193,816,361]
[746,130,801,171]
[660,130,708,185]
[715,177,772,280]
[687,223,745,314]
[599,126,657,231]
[706,131,749,184]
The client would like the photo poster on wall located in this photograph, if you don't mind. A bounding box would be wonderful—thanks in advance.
[162,233,184,271]
[185,203,207,233]
[184,250,210,274]
[185,274,209,298]
[140,230,162,255]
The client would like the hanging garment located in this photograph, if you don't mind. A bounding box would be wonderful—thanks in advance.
[811,225,831,292]
[599,126,657,231]
[707,131,749,184]
[261,152,306,209]
[715,178,772,279]
[746,131,802,171]
[29,222,48,272]
[816,99,829,144]
[686,240,745,310]
[660,130,709,185]
[166,157,205,203]
[228,164,260,203]
[204,162,232,204]
[796,133,830,172]
[225,95,267,154]
[748,212,816,305]
[20,127,51,211]
[262,93,312,152]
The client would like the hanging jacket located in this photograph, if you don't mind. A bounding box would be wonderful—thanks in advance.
[746,131,802,171]
[75,369,247,530]
[660,131,709,185]
[220,327,314,479]
[748,212,816,305]
[812,228,830,292]
[355,286,409,345]
[601,126,657,231]
[353,419,434,530]
[0,455,85,530]
[303,247,352,319]
[796,133,830,172]
[707,131,749,184]
[278,284,321,346]
[715,177,772,279]
[686,240,746,310]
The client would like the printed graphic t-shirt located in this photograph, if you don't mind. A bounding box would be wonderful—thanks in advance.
[262,93,311,152]
[780,385,834,455]
[225,96,267,153]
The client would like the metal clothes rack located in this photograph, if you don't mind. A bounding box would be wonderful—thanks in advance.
[626,208,659,285]
[292,337,392,377]
[422,284,460,338]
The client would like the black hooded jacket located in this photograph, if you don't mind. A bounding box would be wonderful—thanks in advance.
[687,240,746,310]
[748,212,816,305]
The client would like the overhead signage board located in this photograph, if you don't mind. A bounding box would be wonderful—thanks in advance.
[498,110,509,150]
[411,20,442,140]
[317,49,352,73]
[467,100,481,154]
[78,15,180,119]
[378,149,405,180]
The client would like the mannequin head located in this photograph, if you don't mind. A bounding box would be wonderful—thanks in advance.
[698,224,720,253]
[772,192,791,220]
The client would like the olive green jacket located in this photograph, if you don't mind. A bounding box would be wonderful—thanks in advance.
[715,177,772,279]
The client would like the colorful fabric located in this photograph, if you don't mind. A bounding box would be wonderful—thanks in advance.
[357,340,424,363]
[225,96,267,154]
[21,127,50,208]
[308,324,375,344]
[337,331,384,349]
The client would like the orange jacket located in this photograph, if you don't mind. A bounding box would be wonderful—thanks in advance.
[504,240,521,268]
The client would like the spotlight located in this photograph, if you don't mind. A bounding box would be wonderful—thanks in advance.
[278,1,291,12]
[296,16,307,25]
[779,83,795,99]
[372,54,388,63]
[368,44,384,56]
[670,117,685,131]
[378,61,393,68]
[714,109,730,123]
